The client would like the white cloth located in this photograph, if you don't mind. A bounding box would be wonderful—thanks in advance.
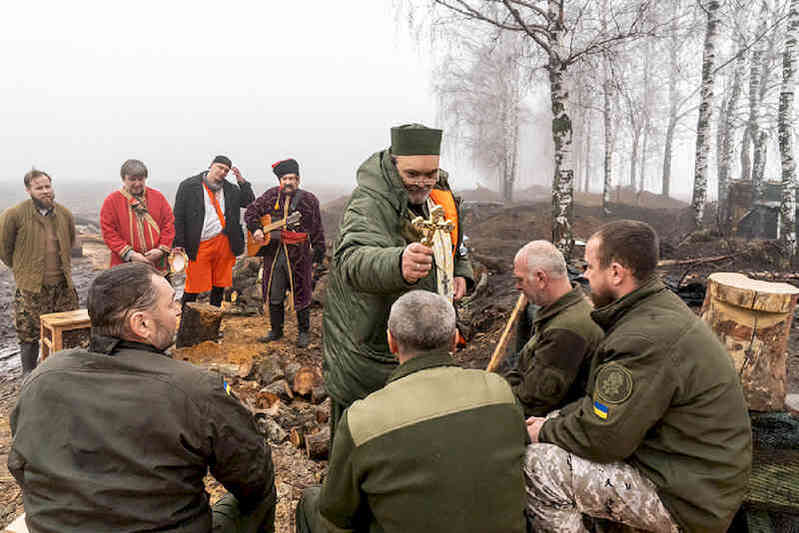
[425,198,454,302]
[200,181,225,242]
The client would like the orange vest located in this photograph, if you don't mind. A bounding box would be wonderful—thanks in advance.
[429,189,459,257]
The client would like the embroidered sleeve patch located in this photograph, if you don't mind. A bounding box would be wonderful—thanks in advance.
[595,363,633,405]
[593,400,609,419]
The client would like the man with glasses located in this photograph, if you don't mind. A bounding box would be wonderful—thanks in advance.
[322,124,474,441]
[173,155,255,308]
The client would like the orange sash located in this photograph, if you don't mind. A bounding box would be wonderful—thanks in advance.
[281,230,308,245]
[203,182,226,229]
[429,189,458,256]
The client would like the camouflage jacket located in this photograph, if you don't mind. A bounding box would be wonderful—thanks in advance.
[321,149,474,408]
[540,278,752,532]
[505,284,603,417]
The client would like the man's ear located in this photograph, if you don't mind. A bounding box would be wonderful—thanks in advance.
[387,329,399,355]
[609,261,627,287]
[535,269,548,288]
[128,310,149,339]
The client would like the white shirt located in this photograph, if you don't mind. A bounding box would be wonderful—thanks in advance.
[200,182,225,242]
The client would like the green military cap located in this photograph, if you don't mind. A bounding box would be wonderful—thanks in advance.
[390,123,443,156]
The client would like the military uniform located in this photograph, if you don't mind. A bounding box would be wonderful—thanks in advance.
[297,350,527,533]
[504,285,603,417]
[532,277,752,532]
[9,336,276,533]
[322,150,474,438]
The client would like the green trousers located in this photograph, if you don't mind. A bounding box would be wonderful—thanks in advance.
[295,486,326,533]
[212,492,276,533]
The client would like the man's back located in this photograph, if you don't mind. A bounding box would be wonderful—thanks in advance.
[319,350,527,533]
[9,342,273,533]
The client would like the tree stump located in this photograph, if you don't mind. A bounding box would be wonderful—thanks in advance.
[176,303,223,348]
[700,272,799,411]
[305,426,330,460]
[292,367,319,396]
[290,427,304,448]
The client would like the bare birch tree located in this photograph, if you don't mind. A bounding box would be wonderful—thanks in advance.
[691,0,721,228]
[779,0,798,261]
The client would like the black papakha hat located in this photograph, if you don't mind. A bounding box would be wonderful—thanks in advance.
[390,123,443,156]
[212,155,232,168]
[272,158,300,178]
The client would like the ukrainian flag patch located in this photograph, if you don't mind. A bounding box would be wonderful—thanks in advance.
[223,380,232,396]
[593,400,609,420]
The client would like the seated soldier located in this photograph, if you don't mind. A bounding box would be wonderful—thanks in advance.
[504,240,603,416]
[524,220,752,533]
[9,263,276,533]
[296,290,528,533]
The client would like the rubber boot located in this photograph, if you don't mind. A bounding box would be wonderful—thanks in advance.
[20,341,39,375]
[296,307,311,348]
[258,304,284,343]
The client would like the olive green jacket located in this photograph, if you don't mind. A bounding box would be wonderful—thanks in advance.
[505,285,603,417]
[0,199,76,293]
[540,278,752,532]
[319,350,527,533]
[322,150,474,408]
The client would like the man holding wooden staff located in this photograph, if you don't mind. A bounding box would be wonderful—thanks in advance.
[523,220,752,533]
[502,240,602,417]
[322,124,474,443]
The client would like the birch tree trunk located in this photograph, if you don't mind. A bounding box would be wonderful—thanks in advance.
[692,0,721,228]
[549,0,574,257]
[662,0,681,199]
[603,62,613,214]
[779,0,799,262]
[742,19,768,188]
[718,49,746,229]
[584,113,592,193]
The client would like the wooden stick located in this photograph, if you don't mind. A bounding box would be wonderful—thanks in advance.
[486,294,526,373]
[657,255,732,267]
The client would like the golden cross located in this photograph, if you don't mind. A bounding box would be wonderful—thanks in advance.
[411,205,454,247]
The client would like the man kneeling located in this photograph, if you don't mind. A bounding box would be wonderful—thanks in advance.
[296,290,528,533]
[9,263,276,532]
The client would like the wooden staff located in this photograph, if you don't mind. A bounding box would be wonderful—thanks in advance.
[486,294,527,373]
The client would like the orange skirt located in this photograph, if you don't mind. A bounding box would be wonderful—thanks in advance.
[185,233,235,293]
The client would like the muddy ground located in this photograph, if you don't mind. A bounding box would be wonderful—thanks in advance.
[1,193,799,532]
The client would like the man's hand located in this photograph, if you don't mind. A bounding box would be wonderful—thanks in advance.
[253,229,265,243]
[231,166,245,185]
[144,249,164,262]
[402,243,433,283]
[128,251,149,264]
[453,276,466,301]
[526,416,546,443]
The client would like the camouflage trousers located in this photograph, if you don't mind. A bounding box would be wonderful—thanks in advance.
[14,277,78,344]
[524,443,680,533]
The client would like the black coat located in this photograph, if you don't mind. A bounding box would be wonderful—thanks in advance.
[173,172,255,261]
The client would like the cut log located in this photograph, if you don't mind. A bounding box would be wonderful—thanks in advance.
[305,426,330,460]
[261,379,293,403]
[290,427,304,448]
[292,367,319,396]
[315,398,331,424]
[176,303,223,348]
[700,272,799,411]
[311,385,328,405]
[657,254,732,267]
[255,390,281,413]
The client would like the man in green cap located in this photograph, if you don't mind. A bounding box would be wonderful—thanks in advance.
[322,123,475,441]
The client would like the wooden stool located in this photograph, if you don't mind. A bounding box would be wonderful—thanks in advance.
[39,309,91,360]
[700,272,799,411]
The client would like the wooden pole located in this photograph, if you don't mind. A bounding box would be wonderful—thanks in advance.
[486,294,527,373]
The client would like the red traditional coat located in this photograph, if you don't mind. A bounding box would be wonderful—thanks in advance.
[100,187,175,270]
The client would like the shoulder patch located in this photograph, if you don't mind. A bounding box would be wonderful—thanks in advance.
[595,363,633,405]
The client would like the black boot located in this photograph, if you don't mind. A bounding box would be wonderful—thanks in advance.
[296,307,311,348]
[20,342,39,375]
[259,304,284,343]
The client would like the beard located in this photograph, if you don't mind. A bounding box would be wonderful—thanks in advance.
[204,175,223,191]
[405,185,432,205]
[32,195,55,210]
[589,287,615,308]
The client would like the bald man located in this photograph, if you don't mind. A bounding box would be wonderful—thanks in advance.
[504,240,603,417]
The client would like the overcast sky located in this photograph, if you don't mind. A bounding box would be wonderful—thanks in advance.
[0,0,472,192]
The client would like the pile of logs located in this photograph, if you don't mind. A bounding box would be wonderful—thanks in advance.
[236,357,331,460]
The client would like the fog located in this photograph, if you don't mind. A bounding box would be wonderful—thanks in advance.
[0,0,466,193]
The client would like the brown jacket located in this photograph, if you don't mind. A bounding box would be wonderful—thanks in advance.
[0,199,76,292]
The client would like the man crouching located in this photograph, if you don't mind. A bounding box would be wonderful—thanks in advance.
[296,290,528,533]
[9,263,276,532]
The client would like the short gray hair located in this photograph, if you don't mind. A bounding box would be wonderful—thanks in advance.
[516,240,567,279]
[120,159,148,179]
[388,290,456,352]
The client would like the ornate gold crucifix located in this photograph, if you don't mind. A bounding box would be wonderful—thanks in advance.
[411,204,454,247]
